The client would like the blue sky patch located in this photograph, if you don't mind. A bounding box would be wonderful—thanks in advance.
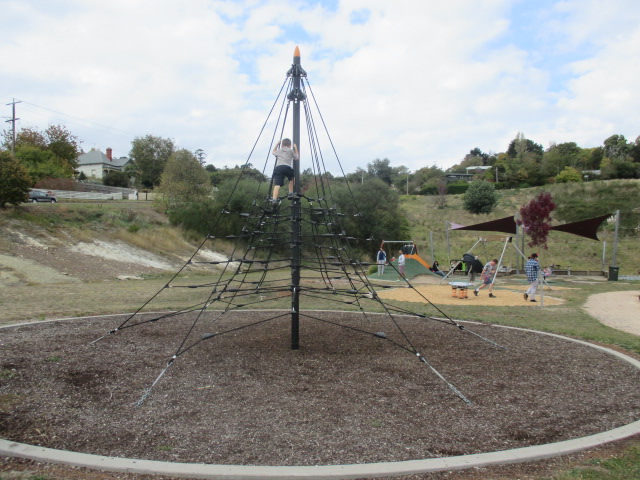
[349,8,370,25]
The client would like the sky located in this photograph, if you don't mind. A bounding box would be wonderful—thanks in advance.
[1,0,639,175]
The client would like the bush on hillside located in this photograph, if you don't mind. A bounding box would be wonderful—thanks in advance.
[446,183,469,195]
[168,179,268,239]
[463,180,498,214]
[555,166,582,183]
[0,150,32,208]
[323,178,410,254]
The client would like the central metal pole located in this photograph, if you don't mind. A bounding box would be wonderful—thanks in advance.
[287,46,306,350]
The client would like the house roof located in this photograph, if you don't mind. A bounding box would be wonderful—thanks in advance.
[77,150,130,168]
[465,165,493,172]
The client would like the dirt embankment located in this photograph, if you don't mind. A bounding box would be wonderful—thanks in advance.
[0,219,228,287]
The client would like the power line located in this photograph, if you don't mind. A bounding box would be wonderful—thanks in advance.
[19,100,136,139]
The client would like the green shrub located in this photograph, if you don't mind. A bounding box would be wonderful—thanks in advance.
[446,183,469,195]
[462,180,498,214]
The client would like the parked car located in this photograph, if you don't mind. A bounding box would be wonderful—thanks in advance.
[28,190,57,203]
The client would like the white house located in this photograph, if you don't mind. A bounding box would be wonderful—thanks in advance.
[76,147,132,180]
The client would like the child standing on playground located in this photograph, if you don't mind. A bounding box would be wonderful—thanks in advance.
[473,258,498,297]
[376,247,387,275]
[270,138,298,203]
[524,253,541,302]
[396,250,405,281]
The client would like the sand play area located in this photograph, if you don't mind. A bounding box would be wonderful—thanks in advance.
[377,276,565,306]
[377,276,640,338]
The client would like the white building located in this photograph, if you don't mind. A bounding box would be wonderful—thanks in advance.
[76,148,132,180]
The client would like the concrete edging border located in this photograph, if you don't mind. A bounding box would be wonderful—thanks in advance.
[2,315,639,479]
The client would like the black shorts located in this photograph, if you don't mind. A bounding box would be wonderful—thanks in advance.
[273,165,294,186]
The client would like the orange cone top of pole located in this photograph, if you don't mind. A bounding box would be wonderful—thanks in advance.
[294,46,300,58]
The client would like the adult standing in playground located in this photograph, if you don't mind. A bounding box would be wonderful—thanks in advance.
[270,138,298,203]
[467,255,484,284]
[396,250,405,281]
[524,253,541,302]
[376,247,387,276]
[473,258,498,298]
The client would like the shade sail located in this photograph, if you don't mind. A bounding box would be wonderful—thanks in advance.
[448,216,517,234]
[549,214,610,241]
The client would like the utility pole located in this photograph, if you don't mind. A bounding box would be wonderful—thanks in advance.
[5,99,21,154]
[287,46,306,350]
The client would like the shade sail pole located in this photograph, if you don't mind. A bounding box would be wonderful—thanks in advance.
[611,210,620,267]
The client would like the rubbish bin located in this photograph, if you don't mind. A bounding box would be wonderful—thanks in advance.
[608,266,619,281]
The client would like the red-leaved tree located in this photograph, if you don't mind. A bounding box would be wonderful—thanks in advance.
[517,192,556,249]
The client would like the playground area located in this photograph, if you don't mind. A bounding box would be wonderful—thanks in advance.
[377,279,567,306]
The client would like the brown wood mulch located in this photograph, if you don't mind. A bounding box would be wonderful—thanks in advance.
[1,311,639,468]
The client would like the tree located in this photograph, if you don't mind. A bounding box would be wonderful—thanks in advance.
[542,142,582,177]
[157,149,211,211]
[414,165,445,194]
[329,178,409,252]
[433,179,447,209]
[554,166,582,183]
[0,150,32,208]
[584,147,604,170]
[450,147,491,173]
[518,192,556,249]
[194,149,207,165]
[168,178,268,240]
[129,135,175,188]
[602,134,629,161]
[630,135,640,164]
[210,164,267,186]
[391,165,410,193]
[345,167,369,184]
[103,170,130,188]
[2,124,81,181]
[507,132,543,158]
[367,158,394,185]
[44,124,81,171]
[2,126,46,150]
[14,145,70,182]
[463,180,498,214]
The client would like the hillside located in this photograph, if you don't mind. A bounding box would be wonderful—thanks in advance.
[401,179,640,274]
[0,179,638,293]
[0,201,231,288]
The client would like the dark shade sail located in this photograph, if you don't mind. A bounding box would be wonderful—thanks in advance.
[549,214,610,241]
[448,216,517,234]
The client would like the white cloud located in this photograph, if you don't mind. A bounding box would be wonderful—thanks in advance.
[1,0,638,172]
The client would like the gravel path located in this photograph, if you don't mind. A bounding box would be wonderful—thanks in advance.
[584,290,640,336]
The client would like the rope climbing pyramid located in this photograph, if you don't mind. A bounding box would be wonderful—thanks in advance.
[92,47,505,406]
